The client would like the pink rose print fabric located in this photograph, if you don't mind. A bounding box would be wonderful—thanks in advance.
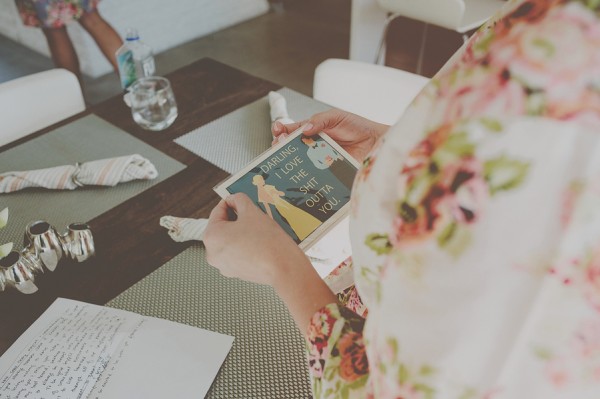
[306,1,600,398]
[15,0,101,29]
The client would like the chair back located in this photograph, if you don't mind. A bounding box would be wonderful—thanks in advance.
[376,0,465,30]
[0,69,85,147]
[313,59,429,125]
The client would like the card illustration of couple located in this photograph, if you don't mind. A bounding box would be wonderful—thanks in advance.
[214,127,359,249]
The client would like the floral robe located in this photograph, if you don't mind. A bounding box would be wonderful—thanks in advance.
[16,0,100,28]
[307,1,600,398]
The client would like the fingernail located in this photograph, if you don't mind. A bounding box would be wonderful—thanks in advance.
[302,123,313,132]
[272,121,282,133]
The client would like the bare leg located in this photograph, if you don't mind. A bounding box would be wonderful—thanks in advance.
[42,26,81,79]
[78,10,123,72]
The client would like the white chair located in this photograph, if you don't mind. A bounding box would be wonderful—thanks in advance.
[0,69,85,147]
[313,59,429,125]
[375,0,504,67]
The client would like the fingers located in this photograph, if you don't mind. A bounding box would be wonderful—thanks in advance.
[208,199,230,224]
[301,109,346,137]
[272,109,350,139]
[208,193,256,229]
[271,133,290,147]
[272,119,318,138]
[224,193,254,215]
[272,120,304,137]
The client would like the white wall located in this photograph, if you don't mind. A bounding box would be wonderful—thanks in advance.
[0,0,270,77]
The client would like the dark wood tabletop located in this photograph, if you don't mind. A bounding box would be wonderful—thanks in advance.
[0,58,280,356]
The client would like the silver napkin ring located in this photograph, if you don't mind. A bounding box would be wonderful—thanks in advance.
[26,221,65,272]
[0,221,95,294]
[62,223,95,262]
[0,251,39,294]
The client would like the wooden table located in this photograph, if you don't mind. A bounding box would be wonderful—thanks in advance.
[0,58,281,355]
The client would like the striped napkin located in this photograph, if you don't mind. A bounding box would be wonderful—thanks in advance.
[159,216,208,242]
[0,154,158,193]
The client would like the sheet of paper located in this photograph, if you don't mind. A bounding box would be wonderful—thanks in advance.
[307,216,352,278]
[0,298,233,399]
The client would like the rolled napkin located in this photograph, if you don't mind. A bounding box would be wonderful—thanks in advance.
[160,216,208,242]
[269,91,296,146]
[268,91,294,126]
[0,154,158,193]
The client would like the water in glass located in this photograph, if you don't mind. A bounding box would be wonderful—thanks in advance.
[129,77,178,131]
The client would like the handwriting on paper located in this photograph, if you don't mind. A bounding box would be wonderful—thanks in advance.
[0,298,234,399]
[0,302,140,399]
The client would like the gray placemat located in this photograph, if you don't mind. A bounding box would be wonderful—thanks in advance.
[106,245,312,398]
[0,115,186,248]
[175,88,331,174]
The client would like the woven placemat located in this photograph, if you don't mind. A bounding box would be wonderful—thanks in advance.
[106,244,312,398]
[0,115,186,248]
[175,87,331,174]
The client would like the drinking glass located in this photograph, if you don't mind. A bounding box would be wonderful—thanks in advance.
[128,76,178,131]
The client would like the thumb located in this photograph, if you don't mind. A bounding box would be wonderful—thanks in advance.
[225,193,254,215]
[208,199,230,224]
[301,110,345,137]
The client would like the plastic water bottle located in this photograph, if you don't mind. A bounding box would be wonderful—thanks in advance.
[115,41,136,89]
[115,28,155,89]
[125,28,156,78]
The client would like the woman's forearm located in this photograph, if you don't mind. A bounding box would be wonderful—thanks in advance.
[272,254,337,333]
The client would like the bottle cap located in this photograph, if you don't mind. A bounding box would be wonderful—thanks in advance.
[125,28,140,41]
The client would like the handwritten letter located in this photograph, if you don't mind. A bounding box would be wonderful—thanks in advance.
[0,299,233,399]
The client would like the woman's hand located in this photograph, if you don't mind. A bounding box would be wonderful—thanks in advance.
[204,193,303,286]
[272,109,389,163]
[203,193,337,330]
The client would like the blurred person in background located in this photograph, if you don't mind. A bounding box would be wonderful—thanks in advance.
[15,0,122,84]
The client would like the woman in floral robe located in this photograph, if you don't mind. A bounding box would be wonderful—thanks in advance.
[204,0,600,397]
